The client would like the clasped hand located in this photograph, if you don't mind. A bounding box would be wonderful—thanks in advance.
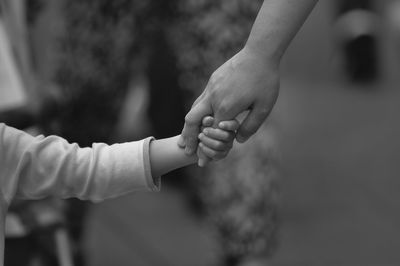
[178,47,280,166]
[195,116,239,166]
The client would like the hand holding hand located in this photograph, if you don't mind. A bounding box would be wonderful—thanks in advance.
[196,116,239,166]
[178,47,280,154]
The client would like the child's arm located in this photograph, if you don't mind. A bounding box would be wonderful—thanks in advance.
[149,136,197,177]
[0,124,156,203]
[149,123,238,176]
[0,122,237,204]
[149,116,239,176]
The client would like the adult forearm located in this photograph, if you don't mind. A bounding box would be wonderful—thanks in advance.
[246,0,318,62]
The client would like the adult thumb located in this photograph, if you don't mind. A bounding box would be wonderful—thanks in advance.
[236,104,270,143]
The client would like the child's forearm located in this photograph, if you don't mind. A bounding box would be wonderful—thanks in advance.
[149,135,197,177]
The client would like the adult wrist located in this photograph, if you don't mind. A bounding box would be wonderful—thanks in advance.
[240,45,281,76]
[244,39,283,66]
[242,44,281,72]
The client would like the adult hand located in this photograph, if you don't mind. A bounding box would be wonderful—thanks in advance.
[178,46,280,155]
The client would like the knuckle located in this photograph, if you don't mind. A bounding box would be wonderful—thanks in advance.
[184,114,195,125]
[209,72,219,86]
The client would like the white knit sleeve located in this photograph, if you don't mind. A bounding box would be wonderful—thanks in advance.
[0,123,159,204]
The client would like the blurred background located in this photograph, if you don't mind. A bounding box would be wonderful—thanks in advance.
[1,0,400,265]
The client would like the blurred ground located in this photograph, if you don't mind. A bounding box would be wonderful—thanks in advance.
[83,77,400,266]
[271,80,400,266]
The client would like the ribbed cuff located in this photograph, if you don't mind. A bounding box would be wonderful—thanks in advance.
[142,137,160,191]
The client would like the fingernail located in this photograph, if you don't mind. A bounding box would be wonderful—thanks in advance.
[198,158,205,167]
[218,122,225,128]
[236,135,247,143]
[198,133,204,140]
[203,129,209,135]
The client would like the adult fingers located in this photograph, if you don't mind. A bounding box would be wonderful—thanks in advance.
[236,103,270,143]
[197,148,209,167]
[178,93,207,148]
[178,93,208,148]
[181,100,213,155]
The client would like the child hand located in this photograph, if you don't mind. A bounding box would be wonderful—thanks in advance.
[197,116,239,166]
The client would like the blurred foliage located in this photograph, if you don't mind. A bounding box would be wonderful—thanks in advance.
[27,0,280,264]
[52,0,154,145]
[34,2,160,265]
[202,126,280,264]
[26,0,45,25]
[47,0,185,144]
[169,0,263,99]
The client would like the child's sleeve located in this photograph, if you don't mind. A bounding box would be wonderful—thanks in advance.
[0,123,159,205]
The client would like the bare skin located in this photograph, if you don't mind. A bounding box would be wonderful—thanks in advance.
[150,118,238,176]
[179,0,319,160]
